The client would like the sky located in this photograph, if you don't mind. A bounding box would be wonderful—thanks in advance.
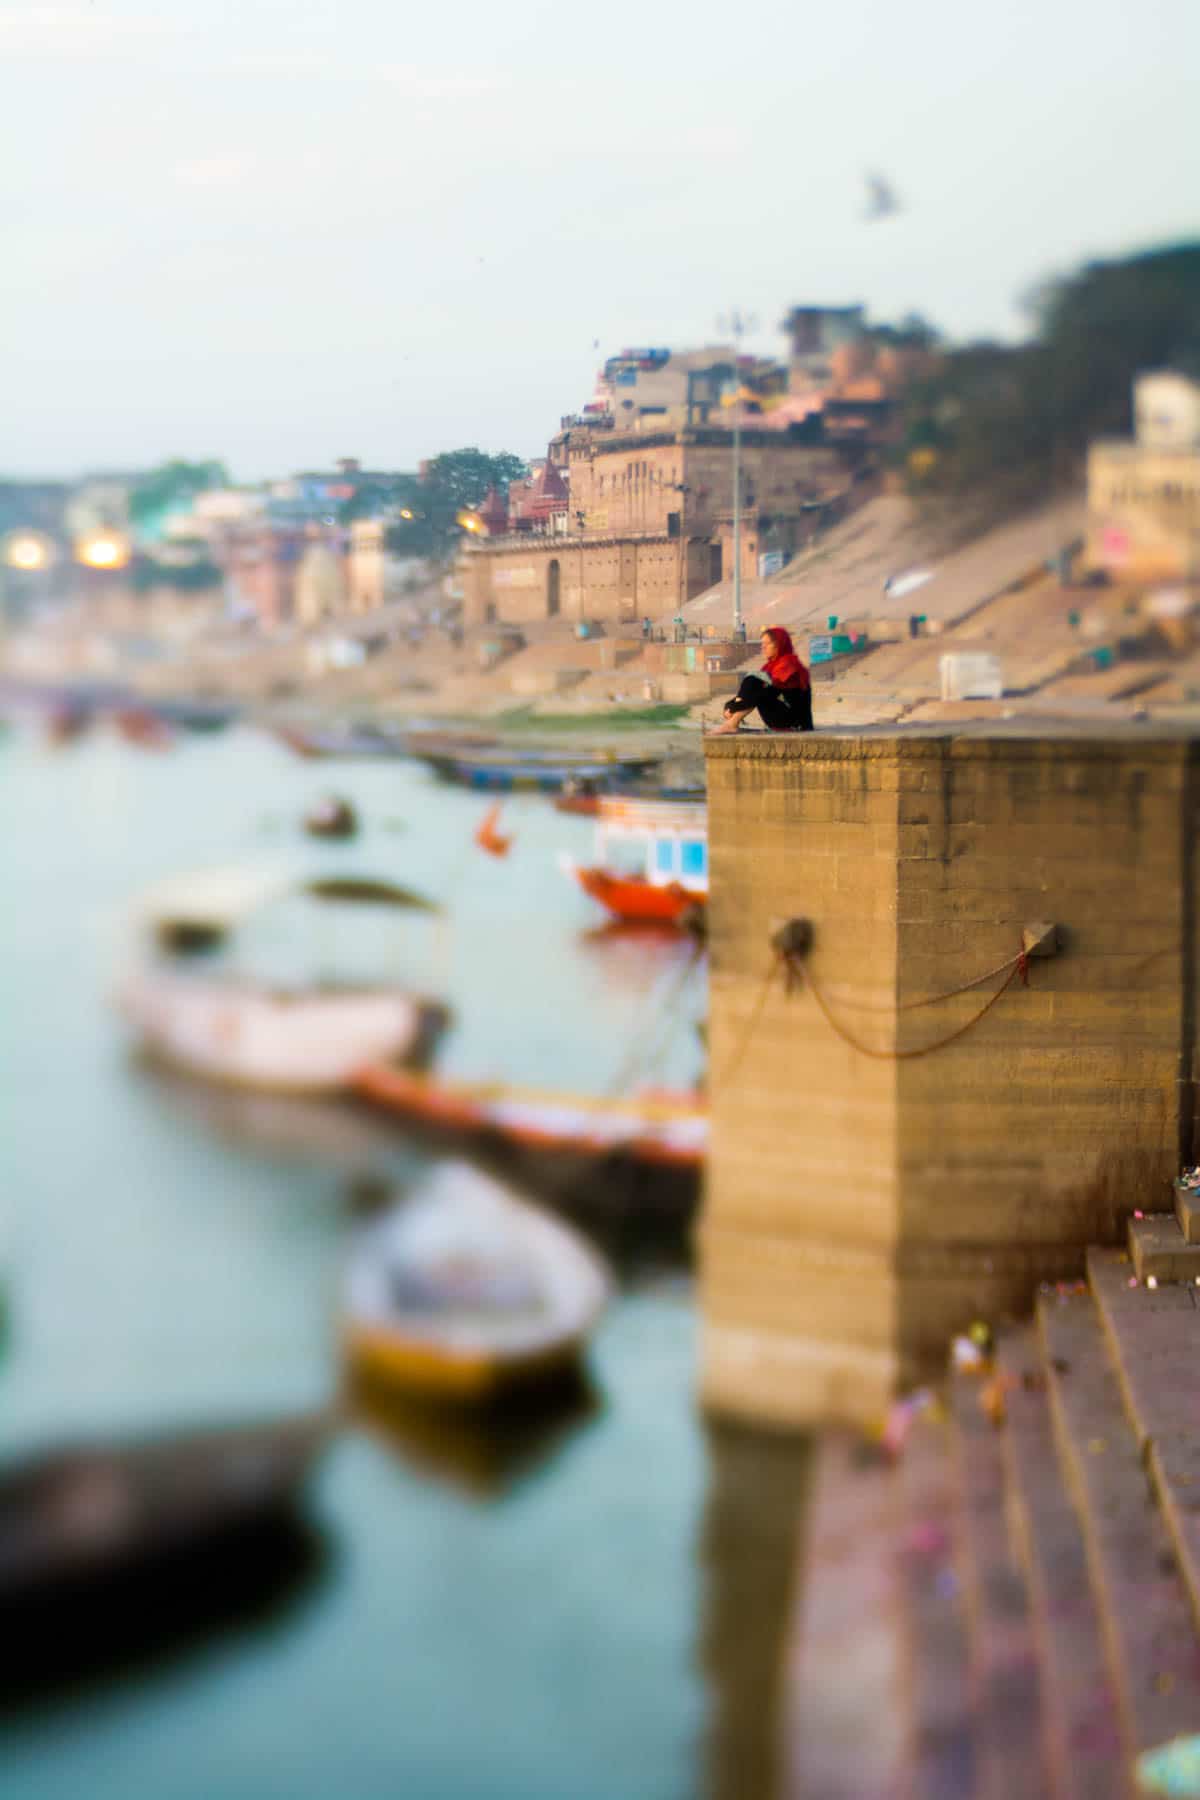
[3,0,1197,481]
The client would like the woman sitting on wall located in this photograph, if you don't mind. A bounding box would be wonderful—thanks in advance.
[709,626,813,734]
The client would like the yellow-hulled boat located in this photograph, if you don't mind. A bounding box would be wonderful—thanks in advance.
[343,1163,613,1405]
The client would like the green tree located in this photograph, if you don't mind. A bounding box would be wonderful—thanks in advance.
[129,460,228,532]
[385,448,528,559]
[897,240,1200,527]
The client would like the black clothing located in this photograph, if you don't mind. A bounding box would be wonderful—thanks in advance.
[724,674,813,731]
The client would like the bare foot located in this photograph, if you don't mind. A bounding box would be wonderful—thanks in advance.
[707,715,747,736]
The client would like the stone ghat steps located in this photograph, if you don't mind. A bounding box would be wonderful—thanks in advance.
[784,1246,1200,1796]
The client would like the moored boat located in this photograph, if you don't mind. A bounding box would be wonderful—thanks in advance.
[560,796,708,927]
[119,967,445,1094]
[275,722,406,759]
[343,1162,613,1405]
[0,1413,329,1607]
[132,864,439,955]
[154,697,239,733]
[354,1063,708,1173]
[417,748,659,795]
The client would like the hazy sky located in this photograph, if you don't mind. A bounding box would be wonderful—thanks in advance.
[4,0,1197,480]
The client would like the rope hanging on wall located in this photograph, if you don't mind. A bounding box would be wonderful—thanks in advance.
[790,950,1030,1061]
[718,930,1044,1080]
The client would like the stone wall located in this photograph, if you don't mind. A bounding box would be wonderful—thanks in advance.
[569,434,844,538]
[700,729,1199,1429]
[461,534,687,628]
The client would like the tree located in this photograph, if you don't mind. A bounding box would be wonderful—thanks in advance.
[897,240,1200,528]
[128,460,229,534]
[1028,242,1200,441]
[384,447,528,560]
[421,447,527,511]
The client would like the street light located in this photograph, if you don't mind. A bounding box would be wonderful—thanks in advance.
[575,510,586,624]
[3,532,53,572]
[718,309,756,641]
[76,532,130,571]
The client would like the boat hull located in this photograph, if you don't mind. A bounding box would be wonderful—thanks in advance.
[342,1166,612,1409]
[119,970,439,1094]
[345,1320,585,1404]
[419,753,657,795]
[354,1064,708,1174]
[572,865,706,926]
[0,1415,328,1603]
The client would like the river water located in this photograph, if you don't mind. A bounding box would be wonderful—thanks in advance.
[0,723,809,1800]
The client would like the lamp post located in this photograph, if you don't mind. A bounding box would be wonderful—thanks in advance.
[673,482,689,619]
[719,309,755,642]
[575,509,586,624]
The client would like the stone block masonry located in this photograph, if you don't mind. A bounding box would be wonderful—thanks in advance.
[700,726,1200,1428]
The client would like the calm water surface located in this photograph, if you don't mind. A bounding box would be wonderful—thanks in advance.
[0,725,808,1800]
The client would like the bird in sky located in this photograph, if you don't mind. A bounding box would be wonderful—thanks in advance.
[864,172,900,221]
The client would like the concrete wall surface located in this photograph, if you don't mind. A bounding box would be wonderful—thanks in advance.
[701,727,1200,1429]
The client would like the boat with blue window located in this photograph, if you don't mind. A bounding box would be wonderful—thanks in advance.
[559,796,707,927]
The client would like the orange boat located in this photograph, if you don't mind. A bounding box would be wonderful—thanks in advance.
[572,867,701,925]
[560,796,707,928]
[354,1063,708,1173]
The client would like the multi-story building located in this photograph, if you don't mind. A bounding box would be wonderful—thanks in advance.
[1087,372,1200,581]
[586,345,789,434]
[461,422,854,629]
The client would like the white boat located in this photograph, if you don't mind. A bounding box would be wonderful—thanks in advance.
[343,1163,613,1404]
[118,966,439,1094]
[133,864,435,954]
[560,796,708,926]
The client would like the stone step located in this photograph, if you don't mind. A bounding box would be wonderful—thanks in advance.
[1175,1182,1200,1245]
[1086,1245,1200,1661]
[995,1328,1127,1797]
[781,1432,908,1800]
[1088,1246,1200,1449]
[948,1372,1051,1798]
[895,1405,976,1798]
[1128,1213,1200,1283]
[1039,1281,1200,1757]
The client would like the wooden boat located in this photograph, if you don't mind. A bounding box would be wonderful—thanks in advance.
[275,722,406,759]
[119,968,446,1094]
[0,1414,329,1607]
[122,865,448,1089]
[343,1163,613,1404]
[352,1366,597,1498]
[403,728,498,758]
[355,1063,709,1173]
[113,705,175,750]
[154,697,239,733]
[133,865,438,956]
[554,790,604,816]
[560,796,708,927]
[417,748,659,795]
[304,794,358,839]
[570,867,703,926]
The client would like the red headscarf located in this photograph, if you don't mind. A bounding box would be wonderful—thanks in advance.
[761,627,810,691]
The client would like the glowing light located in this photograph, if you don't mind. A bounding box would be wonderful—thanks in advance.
[6,534,48,571]
[77,534,129,570]
[456,512,482,534]
[399,509,415,521]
